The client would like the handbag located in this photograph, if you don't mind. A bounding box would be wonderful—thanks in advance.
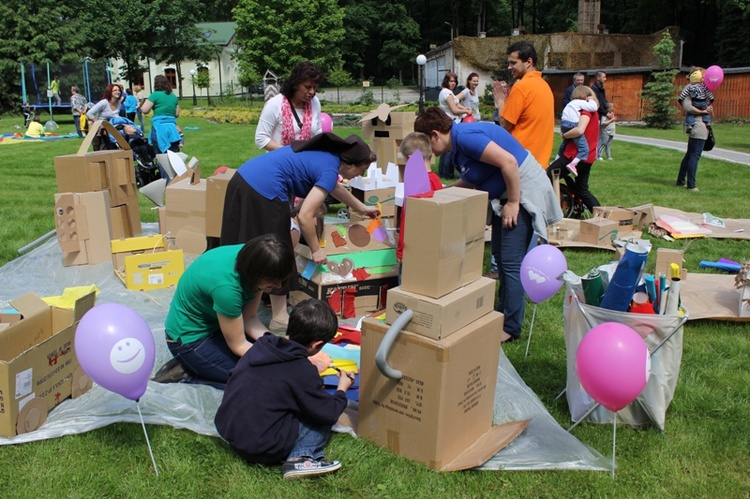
[703,125,715,151]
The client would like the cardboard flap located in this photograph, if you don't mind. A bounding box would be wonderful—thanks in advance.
[440,420,530,471]
[77,120,131,155]
[171,162,201,185]
[72,291,97,321]
[9,293,49,317]
[175,226,207,255]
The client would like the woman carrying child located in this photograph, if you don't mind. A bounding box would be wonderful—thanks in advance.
[414,107,562,342]
[557,86,598,176]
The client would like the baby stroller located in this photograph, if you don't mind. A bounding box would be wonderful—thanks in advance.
[107,118,162,187]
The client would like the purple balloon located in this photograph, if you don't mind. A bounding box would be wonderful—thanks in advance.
[576,322,651,412]
[320,112,333,133]
[520,244,567,303]
[74,303,155,401]
[704,65,724,92]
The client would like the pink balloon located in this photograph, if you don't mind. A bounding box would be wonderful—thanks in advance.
[520,244,567,303]
[74,303,155,401]
[576,322,651,412]
[320,112,333,133]
[704,65,724,92]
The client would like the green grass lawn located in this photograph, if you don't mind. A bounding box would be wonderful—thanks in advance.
[0,113,749,496]
[617,122,750,154]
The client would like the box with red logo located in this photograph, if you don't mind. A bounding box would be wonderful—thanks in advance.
[0,291,95,437]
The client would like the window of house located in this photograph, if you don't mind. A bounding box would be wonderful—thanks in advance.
[164,68,177,88]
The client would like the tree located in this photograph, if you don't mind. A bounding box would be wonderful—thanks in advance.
[642,30,679,129]
[152,0,218,99]
[377,2,421,83]
[233,0,346,81]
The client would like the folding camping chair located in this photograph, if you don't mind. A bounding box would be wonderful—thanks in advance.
[562,289,687,431]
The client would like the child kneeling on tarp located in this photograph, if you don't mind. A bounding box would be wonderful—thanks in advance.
[215,299,354,480]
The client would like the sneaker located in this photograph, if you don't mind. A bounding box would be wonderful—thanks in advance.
[282,458,341,480]
[688,187,700,192]
[152,357,190,383]
[598,157,604,161]
[608,157,614,160]
[566,162,578,177]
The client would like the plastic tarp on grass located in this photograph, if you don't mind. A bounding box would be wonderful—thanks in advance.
[0,224,608,471]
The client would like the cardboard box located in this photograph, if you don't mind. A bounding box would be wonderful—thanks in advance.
[593,206,636,227]
[54,192,113,266]
[165,167,207,255]
[109,196,141,240]
[205,168,236,238]
[358,313,527,471]
[401,188,488,298]
[297,220,396,257]
[578,218,619,247]
[628,204,656,230]
[54,149,137,208]
[351,186,397,219]
[654,248,688,281]
[111,235,184,291]
[385,277,496,340]
[291,273,398,319]
[0,292,95,437]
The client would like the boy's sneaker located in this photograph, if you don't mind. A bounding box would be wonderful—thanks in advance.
[566,162,578,177]
[152,357,190,383]
[282,458,341,480]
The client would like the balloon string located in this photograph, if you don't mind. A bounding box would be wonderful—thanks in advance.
[611,411,617,479]
[524,303,537,358]
[137,401,159,476]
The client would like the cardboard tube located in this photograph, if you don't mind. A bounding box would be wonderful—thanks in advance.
[664,278,681,316]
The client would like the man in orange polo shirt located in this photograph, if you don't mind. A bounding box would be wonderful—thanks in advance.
[494,41,554,168]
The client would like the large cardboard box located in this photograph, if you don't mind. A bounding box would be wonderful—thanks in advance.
[111,235,184,291]
[0,292,95,437]
[297,220,396,257]
[165,168,207,255]
[578,218,619,247]
[109,196,141,239]
[401,188,487,298]
[358,313,527,471]
[385,277,496,340]
[205,168,236,238]
[54,192,113,266]
[291,273,398,319]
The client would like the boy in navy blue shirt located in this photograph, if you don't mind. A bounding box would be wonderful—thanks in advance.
[215,299,354,480]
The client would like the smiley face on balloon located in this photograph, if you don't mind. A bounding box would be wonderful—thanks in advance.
[75,303,156,401]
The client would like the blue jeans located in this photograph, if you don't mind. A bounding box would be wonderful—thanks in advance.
[167,332,239,389]
[287,420,331,461]
[685,100,709,127]
[677,138,706,189]
[136,108,145,131]
[491,203,534,338]
[558,120,589,161]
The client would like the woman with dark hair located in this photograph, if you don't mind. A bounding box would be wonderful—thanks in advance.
[140,74,182,160]
[221,133,380,333]
[255,61,324,151]
[457,72,481,122]
[86,84,123,149]
[161,235,296,388]
[437,72,473,178]
[414,107,562,342]
[547,85,601,212]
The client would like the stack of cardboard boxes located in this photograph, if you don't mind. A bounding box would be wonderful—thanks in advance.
[360,103,415,174]
[53,121,141,266]
[358,187,527,471]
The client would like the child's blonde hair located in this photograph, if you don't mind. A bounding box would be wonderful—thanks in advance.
[606,102,614,111]
[399,132,433,162]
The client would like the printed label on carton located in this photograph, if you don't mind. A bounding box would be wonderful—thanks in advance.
[459,365,488,414]
[15,368,33,400]
[372,374,426,423]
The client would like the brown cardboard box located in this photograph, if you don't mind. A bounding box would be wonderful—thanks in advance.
[54,192,113,266]
[628,204,656,230]
[297,220,396,257]
[290,273,398,319]
[358,313,527,471]
[0,292,95,437]
[165,167,207,255]
[593,206,636,227]
[401,188,488,298]
[385,277,496,340]
[655,248,688,281]
[205,168,236,238]
[109,196,141,239]
[578,218,619,247]
[351,186,397,219]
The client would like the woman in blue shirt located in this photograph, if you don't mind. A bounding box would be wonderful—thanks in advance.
[414,107,562,341]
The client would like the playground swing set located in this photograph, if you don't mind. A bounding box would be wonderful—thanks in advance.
[20,59,113,128]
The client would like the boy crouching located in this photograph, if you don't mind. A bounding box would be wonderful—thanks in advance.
[215,299,354,480]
